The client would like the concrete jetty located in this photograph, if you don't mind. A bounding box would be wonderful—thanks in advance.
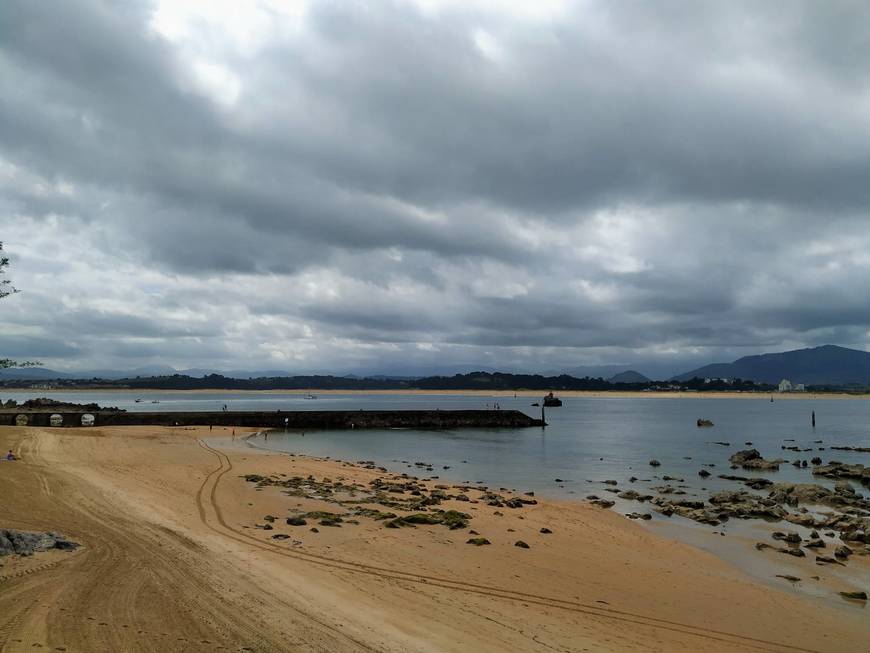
[0,409,544,429]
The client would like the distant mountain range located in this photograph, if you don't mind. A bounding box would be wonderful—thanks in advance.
[0,366,302,381]
[673,345,870,385]
[609,370,651,384]
[3,344,870,388]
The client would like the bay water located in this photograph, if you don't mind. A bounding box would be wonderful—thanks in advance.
[5,389,869,602]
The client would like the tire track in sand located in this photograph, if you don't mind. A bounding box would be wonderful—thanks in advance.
[195,441,379,653]
[195,439,823,653]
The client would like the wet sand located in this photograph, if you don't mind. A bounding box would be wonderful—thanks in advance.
[1,424,868,652]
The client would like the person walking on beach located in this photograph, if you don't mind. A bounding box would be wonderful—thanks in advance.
[6,450,16,461]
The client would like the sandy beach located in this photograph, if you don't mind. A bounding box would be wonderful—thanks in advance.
[1,425,868,652]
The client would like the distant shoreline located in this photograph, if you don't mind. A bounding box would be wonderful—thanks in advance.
[2,387,869,399]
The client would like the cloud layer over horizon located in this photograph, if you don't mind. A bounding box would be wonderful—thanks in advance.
[2,0,870,377]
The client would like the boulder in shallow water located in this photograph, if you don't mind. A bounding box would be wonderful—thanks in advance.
[730,449,762,465]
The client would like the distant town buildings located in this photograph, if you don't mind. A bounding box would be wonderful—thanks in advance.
[778,379,806,393]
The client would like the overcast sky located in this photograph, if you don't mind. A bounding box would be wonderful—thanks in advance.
[2,0,870,377]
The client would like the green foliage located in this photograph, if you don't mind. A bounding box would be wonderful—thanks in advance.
[0,241,14,300]
[0,241,39,369]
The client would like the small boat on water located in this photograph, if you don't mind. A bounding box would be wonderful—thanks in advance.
[151,400,160,404]
[134,398,144,403]
[696,418,714,427]
[543,392,562,407]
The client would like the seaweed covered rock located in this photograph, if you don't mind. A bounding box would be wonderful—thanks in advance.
[813,462,869,484]
[839,591,867,601]
[384,509,470,530]
[729,449,781,471]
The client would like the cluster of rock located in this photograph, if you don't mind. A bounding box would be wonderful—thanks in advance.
[242,463,540,534]
[646,479,869,537]
[755,529,858,566]
[606,449,870,549]
[813,461,870,485]
[593,444,869,601]
[0,529,79,556]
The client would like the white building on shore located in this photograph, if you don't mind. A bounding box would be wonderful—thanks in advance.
[778,379,807,392]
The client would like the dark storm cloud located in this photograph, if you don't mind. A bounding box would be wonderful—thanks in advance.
[2,0,870,374]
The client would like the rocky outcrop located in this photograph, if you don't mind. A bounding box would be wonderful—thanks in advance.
[729,449,781,471]
[0,529,79,556]
[813,461,870,485]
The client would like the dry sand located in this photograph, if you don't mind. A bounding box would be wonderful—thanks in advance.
[1,424,868,652]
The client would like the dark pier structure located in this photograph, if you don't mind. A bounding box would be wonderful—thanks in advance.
[0,409,544,430]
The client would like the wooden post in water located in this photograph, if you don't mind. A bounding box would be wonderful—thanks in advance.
[541,403,547,427]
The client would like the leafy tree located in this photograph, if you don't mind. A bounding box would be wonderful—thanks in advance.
[1,242,37,369]
[0,241,15,300]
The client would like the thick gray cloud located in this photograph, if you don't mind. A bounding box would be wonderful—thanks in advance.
[1,0,870,377]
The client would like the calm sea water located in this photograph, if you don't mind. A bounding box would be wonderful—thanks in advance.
[6,389,868,500]
[6,389,869,600]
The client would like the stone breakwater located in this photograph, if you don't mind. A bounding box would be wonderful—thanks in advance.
[0,409,544,430]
